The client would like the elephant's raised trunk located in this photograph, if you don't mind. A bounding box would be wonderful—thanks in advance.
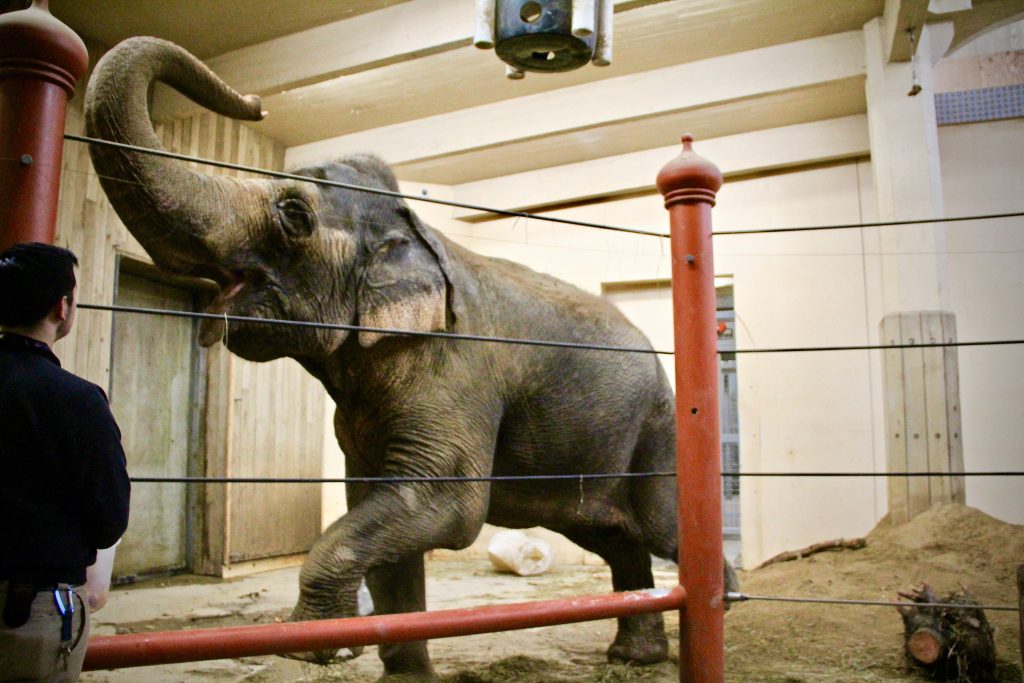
[84,37,266,275]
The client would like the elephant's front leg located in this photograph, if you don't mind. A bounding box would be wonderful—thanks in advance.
[364,555,432,679]
[287,475,488,680]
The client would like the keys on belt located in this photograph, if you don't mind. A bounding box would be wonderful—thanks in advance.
[52,586,75,671]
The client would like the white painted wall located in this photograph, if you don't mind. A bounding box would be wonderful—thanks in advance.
[939,118,1024,525]
[315,117,1023,568]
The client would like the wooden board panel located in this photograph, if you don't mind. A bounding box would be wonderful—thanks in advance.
[922,312,951,503]
[881,314,909,523]
[881,311,964,523]
[899,314,930,519]
[109,272,195,576]
[941,313,966,503]
[227,357,325,563]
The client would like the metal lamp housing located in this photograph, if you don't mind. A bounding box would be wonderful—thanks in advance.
[495,0,596,73]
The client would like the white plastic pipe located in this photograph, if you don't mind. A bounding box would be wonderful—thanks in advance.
[474,0,495,49]
[488,530,553,576]
[572,0,596,37]
[592,0,613,66]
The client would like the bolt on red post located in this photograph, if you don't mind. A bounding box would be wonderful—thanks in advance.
[0,0,88,250]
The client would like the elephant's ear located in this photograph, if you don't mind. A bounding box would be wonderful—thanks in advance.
[356,212,455,348]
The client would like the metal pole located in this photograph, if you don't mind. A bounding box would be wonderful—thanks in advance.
[0,0,87,250]
[83,586,686,670]
[657,134,724,683]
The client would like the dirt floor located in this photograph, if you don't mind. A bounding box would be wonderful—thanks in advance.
[80,503,1023,682]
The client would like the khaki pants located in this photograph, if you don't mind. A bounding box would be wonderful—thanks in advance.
[0,584,90,683]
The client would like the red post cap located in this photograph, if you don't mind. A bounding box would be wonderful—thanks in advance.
[0,0,89,95]
[656,134,723,208]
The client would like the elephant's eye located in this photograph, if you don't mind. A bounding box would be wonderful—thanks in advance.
[276,197,316,238]
[377,236,410,257]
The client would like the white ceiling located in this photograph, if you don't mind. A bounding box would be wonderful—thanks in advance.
[48,0,405,58]
[38,0,1020,185]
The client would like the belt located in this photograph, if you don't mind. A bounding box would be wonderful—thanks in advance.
[2,579,81,629]
[0,580,79,591]
[0,570,85,586]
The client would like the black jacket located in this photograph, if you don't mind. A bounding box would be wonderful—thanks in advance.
[0,333,130,585]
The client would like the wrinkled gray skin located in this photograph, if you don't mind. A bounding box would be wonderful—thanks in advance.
[85,37,737,682]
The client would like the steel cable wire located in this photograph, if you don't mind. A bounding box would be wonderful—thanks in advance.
[16,156,1024,258]
[127,471,1024,484]
[79,302,1024,356]
[20,154,1024,259]
[725,593,1018,612]
[59,137,1024,238]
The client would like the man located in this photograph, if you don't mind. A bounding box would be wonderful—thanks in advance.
[0,243,130,682]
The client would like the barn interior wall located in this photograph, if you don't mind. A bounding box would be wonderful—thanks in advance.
[53,74,329,575]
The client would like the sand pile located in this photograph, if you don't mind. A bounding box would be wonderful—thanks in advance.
[725,503,1023,682]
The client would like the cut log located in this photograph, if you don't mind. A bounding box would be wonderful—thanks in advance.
[896,583,997,682]
[754,537,866,569]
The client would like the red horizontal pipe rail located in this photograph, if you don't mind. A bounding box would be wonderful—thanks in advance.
[83,585,686,670]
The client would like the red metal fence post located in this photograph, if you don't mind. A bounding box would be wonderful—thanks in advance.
[0,0,87,250]
[657,134,724,683]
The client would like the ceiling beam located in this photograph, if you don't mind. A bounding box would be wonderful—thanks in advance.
[152,0,671,120]
[883,0,931,62]
[450,116,870,220]
[285,30,866,170]
[940,1,1024,55]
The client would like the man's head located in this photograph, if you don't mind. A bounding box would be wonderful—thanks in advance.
[0,242,79,340]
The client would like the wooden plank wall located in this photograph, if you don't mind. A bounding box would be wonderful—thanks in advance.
[54,96,327,575]
[880,311,965,523]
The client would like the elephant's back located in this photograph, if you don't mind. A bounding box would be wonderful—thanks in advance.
[453,242,650,349]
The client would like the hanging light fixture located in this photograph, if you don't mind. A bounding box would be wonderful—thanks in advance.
[474,0,613,79]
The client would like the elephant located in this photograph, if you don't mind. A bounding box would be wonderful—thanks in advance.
[84,37,736,682]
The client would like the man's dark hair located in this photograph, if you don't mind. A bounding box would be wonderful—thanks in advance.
[0,242,79,327]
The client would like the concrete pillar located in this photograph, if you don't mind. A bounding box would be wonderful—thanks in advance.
[865,18,964,521]
[864,17,949,313]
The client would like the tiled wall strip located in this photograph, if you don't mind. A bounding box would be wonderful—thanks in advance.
[935,84,1024,125]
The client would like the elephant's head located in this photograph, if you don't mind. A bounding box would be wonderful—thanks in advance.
[85,37,456,363]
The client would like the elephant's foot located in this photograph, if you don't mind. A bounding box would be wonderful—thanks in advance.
[374,673,438,683]
[376,641,436,682]
[281,645,363,665]
[606,623,669,665]
[281,599,364,664]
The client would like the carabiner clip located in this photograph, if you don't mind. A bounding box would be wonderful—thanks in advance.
[53,586,74,644]
[53,587,68,617]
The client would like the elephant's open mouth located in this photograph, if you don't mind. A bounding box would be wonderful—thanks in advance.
[198,271,247,347]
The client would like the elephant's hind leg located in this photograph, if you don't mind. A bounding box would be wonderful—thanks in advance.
[562,527,669,665]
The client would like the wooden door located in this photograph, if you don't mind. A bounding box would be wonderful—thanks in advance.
[227,356,324,563]
[109,271,197,577]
